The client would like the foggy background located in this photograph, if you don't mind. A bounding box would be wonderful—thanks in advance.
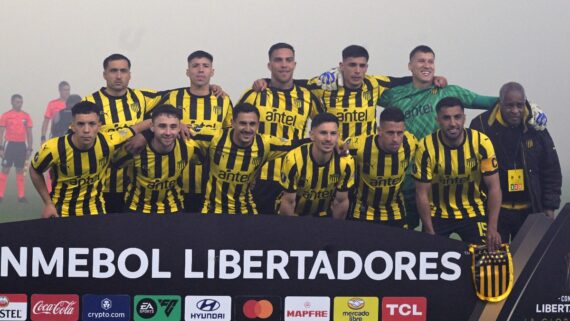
[1,0,568,208]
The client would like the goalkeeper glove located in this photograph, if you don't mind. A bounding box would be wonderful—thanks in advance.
[317,67,343,91]
[528,102,547,131]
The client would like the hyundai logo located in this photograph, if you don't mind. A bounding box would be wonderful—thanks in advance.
[196,299,221,312]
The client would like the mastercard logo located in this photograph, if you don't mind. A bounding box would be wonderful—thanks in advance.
[242,299,274,319]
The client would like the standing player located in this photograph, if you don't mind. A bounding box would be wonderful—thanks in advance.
[84,53,162,213]
[306,45,415,140]
[348,107,417,228]
[239,43,323,215]
[41,81,71,144]
[30,101,147,218]
[278,113,354,219]
[191,103,307,215]
[413,97,502,251]
[159,50,233,213]
[114,105,196,214]
[0,94,33,203]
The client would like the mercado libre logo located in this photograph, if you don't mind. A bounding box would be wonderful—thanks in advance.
[333,296,378,321]
[235,296,281,321]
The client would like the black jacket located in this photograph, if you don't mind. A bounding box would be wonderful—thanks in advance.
[470,102,562,212]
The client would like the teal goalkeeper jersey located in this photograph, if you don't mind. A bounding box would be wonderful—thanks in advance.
[378,84,496,140]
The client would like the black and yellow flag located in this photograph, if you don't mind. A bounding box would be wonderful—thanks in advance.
[469,244,514,302]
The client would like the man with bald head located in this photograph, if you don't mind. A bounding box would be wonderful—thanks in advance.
[470,82,561,242]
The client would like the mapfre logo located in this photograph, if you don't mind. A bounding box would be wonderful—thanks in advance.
[382,297,427,321]
[284,296,329,321]
[0,294,27,321]
[235,296,281,321]
[185,296,231,321]
[31,294,79,321]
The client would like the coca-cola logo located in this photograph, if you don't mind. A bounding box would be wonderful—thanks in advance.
[31,294,79,321]
[33,300,76,315]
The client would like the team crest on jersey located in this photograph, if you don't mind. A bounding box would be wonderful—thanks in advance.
[295,99,303,108]
[252,157,261,167]
[213,105,223,115]
[363,91,372,101]
[526,139,534,149]
[129,102,141,113]
[469,244,514,302]
[465,157,478,169]
[329,173,340,184]
[400,159,409,169]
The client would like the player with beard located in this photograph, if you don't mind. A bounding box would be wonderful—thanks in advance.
[413,97,502,251]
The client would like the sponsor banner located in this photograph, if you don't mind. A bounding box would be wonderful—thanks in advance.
[234,296,281,321]
[381,297,426,321]
[333,296,378,321]
[0,214,481,321]
[185,296,232,321]
[284,296,330,321]
[134,295,181,321]
[30,294,79,321]
[82,294,130,321]
[0,294,26,320]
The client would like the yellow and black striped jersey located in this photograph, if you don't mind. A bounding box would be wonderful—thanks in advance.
[113,138,196,214]
[278,143,355,217]
[30,129,135,217]
[192,128,297,215]
[84,87,162,193]
[349,131,417,221]
[412,128,498,219]
[238,84,323,182]
[159,87,233,194]
[307,74,403,140]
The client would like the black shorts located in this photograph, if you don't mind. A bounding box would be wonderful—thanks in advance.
[252,179,283,215]
[2,141,26,169]
[103,192,125,214]
[432,216,487,245]
[184,192,205,214]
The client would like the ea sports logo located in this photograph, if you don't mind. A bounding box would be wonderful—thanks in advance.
[242,300,273,319]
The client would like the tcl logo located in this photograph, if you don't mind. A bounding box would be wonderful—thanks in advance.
[31,294,79,321]
[382,297,426,321]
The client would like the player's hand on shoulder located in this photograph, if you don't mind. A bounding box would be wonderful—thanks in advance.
[253,79,269,92]
[210,84,227,98]
[317,67,342,91]
[335,138,350,156]
[433,75,448,88]
[125,133,148,155]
